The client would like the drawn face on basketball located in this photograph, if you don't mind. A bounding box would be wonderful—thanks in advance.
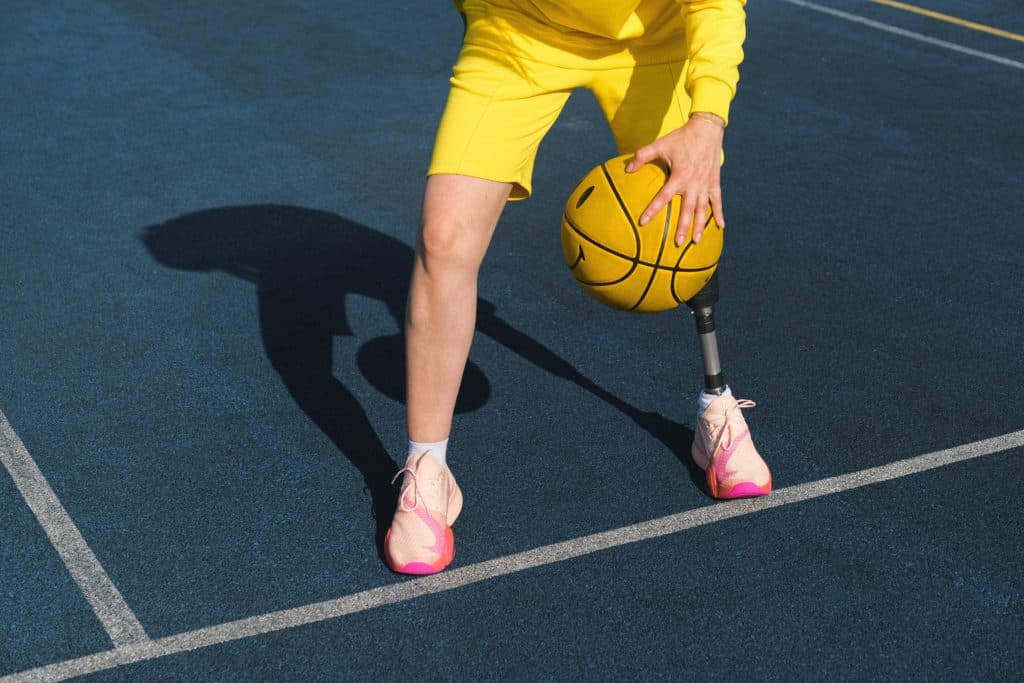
[560,154,724,313]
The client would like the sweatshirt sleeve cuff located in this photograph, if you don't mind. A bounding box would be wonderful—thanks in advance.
[689,78,735,126]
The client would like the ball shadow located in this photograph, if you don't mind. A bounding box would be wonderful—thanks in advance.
[356,334,489,414]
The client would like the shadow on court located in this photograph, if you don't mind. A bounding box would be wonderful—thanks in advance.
[141,205,706,555]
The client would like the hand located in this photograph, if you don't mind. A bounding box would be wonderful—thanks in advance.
[626,113,725,246]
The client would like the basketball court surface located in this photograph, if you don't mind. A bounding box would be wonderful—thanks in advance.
[2,0,1022,679]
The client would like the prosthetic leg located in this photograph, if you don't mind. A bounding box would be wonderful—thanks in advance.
[685,271,773,497]
[685,272,726,395]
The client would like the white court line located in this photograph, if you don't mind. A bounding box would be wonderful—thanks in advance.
[0,412,149,648]
[779,0,1024,70]
[5,428,1022,683]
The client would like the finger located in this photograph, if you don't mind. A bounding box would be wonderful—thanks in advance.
[691,195,710,244]
[675,193,699,246]
[710,187,725,230]
[639,184,676,226]
[626,143,660,173]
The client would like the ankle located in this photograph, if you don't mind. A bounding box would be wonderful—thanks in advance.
[408,438,449,468]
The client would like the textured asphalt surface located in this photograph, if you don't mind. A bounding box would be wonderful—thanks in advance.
[2,0,1022,679]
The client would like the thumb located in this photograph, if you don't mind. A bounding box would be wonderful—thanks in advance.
[626,144,658,173]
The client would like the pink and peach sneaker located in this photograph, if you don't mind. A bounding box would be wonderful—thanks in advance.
[384,451,463,575]
[692,393,772,499]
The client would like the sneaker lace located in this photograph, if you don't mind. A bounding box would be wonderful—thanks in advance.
[391,467,420,512]
[709,398,756,454]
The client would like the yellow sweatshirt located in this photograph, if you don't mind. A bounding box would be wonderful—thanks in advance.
[454,0,746,123]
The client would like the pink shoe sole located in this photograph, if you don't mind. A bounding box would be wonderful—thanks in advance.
[384,526,455,575]
[713,479,772,499]
[695,441,772,500]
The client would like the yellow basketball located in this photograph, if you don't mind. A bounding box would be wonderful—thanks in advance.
[561,154,724,313]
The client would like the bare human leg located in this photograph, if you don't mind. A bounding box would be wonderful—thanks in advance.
[384,173,512,574]
[405,173,512,443]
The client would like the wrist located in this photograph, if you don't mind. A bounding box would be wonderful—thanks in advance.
[689,112,726,128]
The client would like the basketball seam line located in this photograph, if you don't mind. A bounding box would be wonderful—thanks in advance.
[629,198,673,310]
[670,213,717,303]
[599,163,642,249]
[563,212,718,274]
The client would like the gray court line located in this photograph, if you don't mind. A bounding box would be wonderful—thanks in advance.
[0,412,149,648]
[5,428,1022,683]
[778,0,1024,70]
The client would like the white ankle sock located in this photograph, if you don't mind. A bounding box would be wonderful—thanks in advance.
[408,438,448,468]
[698,386,732,415]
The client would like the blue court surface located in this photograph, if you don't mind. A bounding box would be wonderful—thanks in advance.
[2,0,1022,680]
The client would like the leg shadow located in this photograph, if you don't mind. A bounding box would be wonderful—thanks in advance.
[142,205,421,557]
[141,204,707,562]
[477,307,706,494]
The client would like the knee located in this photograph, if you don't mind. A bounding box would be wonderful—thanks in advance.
[417,213,479,275]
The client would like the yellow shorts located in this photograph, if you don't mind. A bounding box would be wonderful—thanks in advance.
[428,2,692,200]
